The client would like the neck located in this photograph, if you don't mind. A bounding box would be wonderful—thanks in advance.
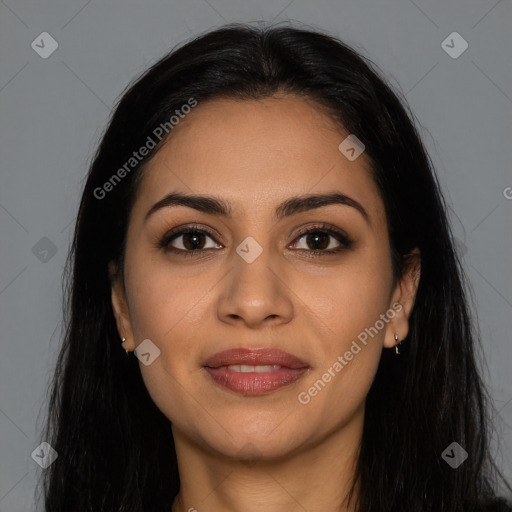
[171,406,363,512]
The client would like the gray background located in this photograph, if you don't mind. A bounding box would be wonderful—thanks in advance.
[0,0,510,509]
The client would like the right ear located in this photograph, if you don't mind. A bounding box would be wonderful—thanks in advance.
[109,261,135,352]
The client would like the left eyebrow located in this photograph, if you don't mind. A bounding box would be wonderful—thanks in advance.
[144,191,370,225]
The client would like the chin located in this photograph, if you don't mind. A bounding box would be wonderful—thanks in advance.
[197,422,312,461]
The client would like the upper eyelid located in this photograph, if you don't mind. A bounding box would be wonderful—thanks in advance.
[294,223,349,238]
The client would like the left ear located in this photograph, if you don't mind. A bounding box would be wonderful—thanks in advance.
[383,248,421,349]
[109,260,135,352]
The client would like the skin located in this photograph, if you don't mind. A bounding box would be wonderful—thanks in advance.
[110,94,420,512]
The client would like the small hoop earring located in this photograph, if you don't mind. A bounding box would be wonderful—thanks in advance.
[121,337,129,356]
[394,334,400,355]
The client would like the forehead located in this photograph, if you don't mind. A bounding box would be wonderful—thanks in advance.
[132,94,384,223]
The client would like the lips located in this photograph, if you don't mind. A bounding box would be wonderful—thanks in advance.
[203,348,308,369]
[203,348,309,395]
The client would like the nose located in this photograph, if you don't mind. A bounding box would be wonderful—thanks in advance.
[216,247,294,329]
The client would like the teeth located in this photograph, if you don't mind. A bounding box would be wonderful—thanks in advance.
[227,364,281,373]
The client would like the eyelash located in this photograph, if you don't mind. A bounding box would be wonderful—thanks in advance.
[157,223,354,259]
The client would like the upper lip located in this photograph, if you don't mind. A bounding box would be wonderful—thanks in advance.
[203,348,309,369]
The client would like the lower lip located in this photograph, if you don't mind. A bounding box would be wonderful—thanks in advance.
[203,366,309,395]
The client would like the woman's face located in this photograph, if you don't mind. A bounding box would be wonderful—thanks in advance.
[111,94,418,459]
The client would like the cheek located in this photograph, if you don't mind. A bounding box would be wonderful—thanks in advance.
[294,255,391,400]
[300,258,392,342]
[124,258,211,429]
[295,274,388,426]
[124,251,209,342]
[123,251,214,402]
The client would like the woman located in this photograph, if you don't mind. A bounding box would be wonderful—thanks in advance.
[40,22,511,511]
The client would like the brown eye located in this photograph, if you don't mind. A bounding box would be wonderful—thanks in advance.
[303,232,331,250]
[179,232,207,251]
[158,226,223,256]
[290,224,354,254]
